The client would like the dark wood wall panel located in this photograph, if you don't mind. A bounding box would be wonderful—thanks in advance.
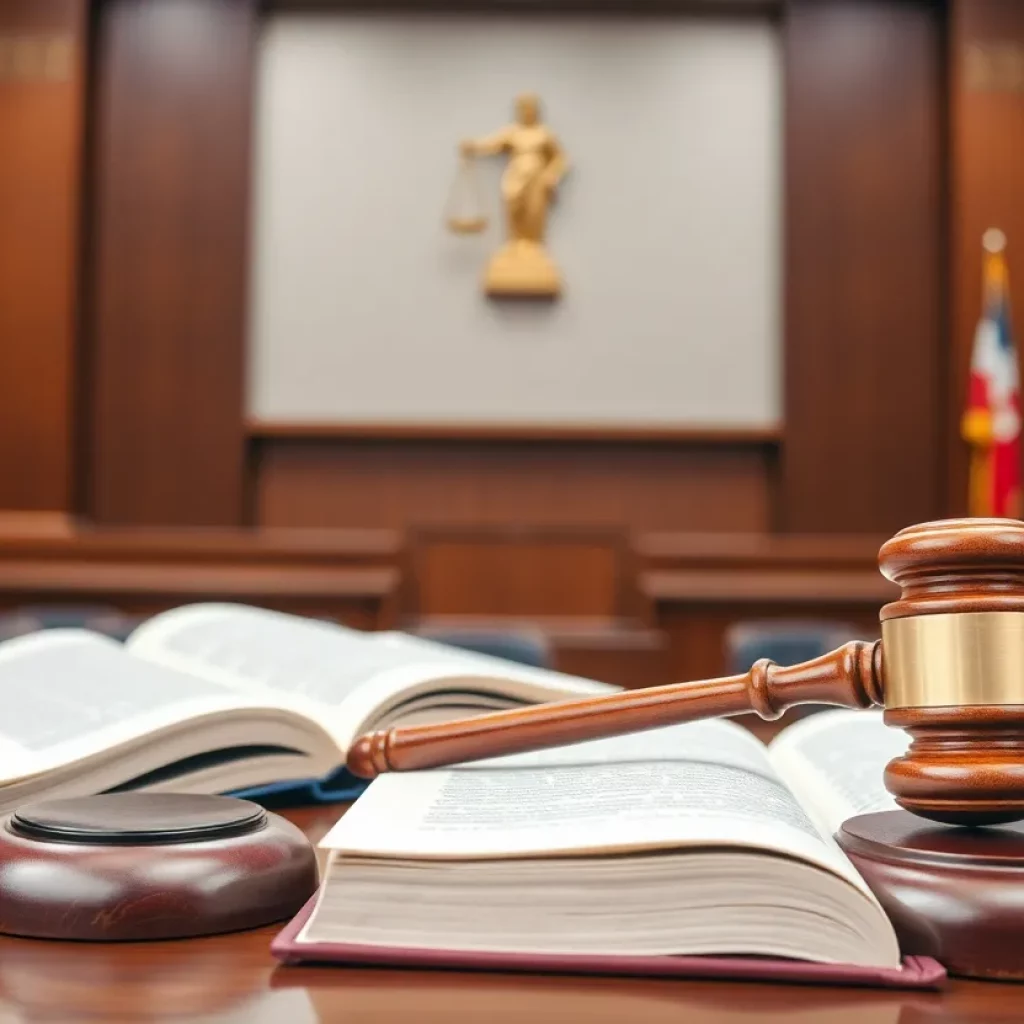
[947,0,1024,516]
[639,530,895,711]
[87,0,255,526]
[0,525,403,628]
[781,0,945,534]
[0,0,85,518]
[411,530,627,618]
[656,602,882,686]
[254,439,777,534]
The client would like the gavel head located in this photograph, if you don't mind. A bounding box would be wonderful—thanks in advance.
[878,517,1024,826]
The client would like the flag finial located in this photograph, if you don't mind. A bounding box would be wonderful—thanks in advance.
[983,228,1007,254]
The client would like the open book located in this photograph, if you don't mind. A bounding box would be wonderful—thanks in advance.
[0,603,614,815]
[287,710,919,974]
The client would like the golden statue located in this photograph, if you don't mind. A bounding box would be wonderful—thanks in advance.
[451,93,569,298]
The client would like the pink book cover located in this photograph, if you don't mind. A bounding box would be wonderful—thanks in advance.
[270,896,946,990]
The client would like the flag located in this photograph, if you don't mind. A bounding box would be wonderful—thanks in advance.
[961,235,1021,518]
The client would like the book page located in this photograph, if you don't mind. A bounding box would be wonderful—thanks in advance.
[127,604,614,744]
[768,710,908,837]
[0,629,280,780]
[128,604,419,700]
[321,719,873,895]
[456,717,769,770]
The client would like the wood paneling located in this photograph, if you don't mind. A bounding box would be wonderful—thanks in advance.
[14,0,955,666]
[249,1,945,540]
[552,624,670,690]
[254,438,777,533]
[414,614,672,690]
[409,528,628,618]
[638,530,896,605]
[73,0,949,543]
[654,597,883,743]
[0,523,403,627]
[0,0,86,517]
[247,420,782,446]
[654,601,882,677]
[86,0,255,526]
[654,595,884,742]
[781,0,944,534]
[638,529,893,690]
[637,529,891,568]
[948,0,1024,516]
[405,526,668,687]
[0,516,901,690]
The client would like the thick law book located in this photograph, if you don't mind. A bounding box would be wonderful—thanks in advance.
[271,711,946,988]
[0,603,612,813]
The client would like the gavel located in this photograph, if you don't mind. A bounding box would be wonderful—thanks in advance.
[348,518,1024,827]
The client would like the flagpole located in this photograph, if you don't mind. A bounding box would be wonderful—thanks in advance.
[963,230,1009,517]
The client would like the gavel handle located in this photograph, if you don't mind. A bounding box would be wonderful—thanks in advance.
[346,639,884,779]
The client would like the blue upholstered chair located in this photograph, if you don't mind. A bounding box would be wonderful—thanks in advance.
[0,605,142,643]
[726,620,876,726]
[726,620,867,675]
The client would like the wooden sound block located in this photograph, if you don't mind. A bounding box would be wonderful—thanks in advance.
[0,793,319,941]
[837,809,1024,981]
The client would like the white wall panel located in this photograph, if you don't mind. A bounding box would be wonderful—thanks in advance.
[248,14,782,426]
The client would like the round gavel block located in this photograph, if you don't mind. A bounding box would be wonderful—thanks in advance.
[838,809,1024,981]
[0,793,318,941]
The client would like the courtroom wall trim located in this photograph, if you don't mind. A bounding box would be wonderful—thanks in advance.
[246,420,783,446]
[0,522,404,630]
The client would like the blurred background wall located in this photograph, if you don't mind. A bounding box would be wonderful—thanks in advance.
[1,0,1022,698]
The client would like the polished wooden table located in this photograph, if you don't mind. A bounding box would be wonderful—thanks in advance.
[1,806,1023,1023]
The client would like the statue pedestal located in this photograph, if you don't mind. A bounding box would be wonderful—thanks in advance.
[484,241,561,298]
[837,810,1024,980]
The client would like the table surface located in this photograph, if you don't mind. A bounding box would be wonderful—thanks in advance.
[1,806,1023,1023]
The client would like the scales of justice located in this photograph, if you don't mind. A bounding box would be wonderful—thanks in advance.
[349,518,1024,979]
[445,93,568,298]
